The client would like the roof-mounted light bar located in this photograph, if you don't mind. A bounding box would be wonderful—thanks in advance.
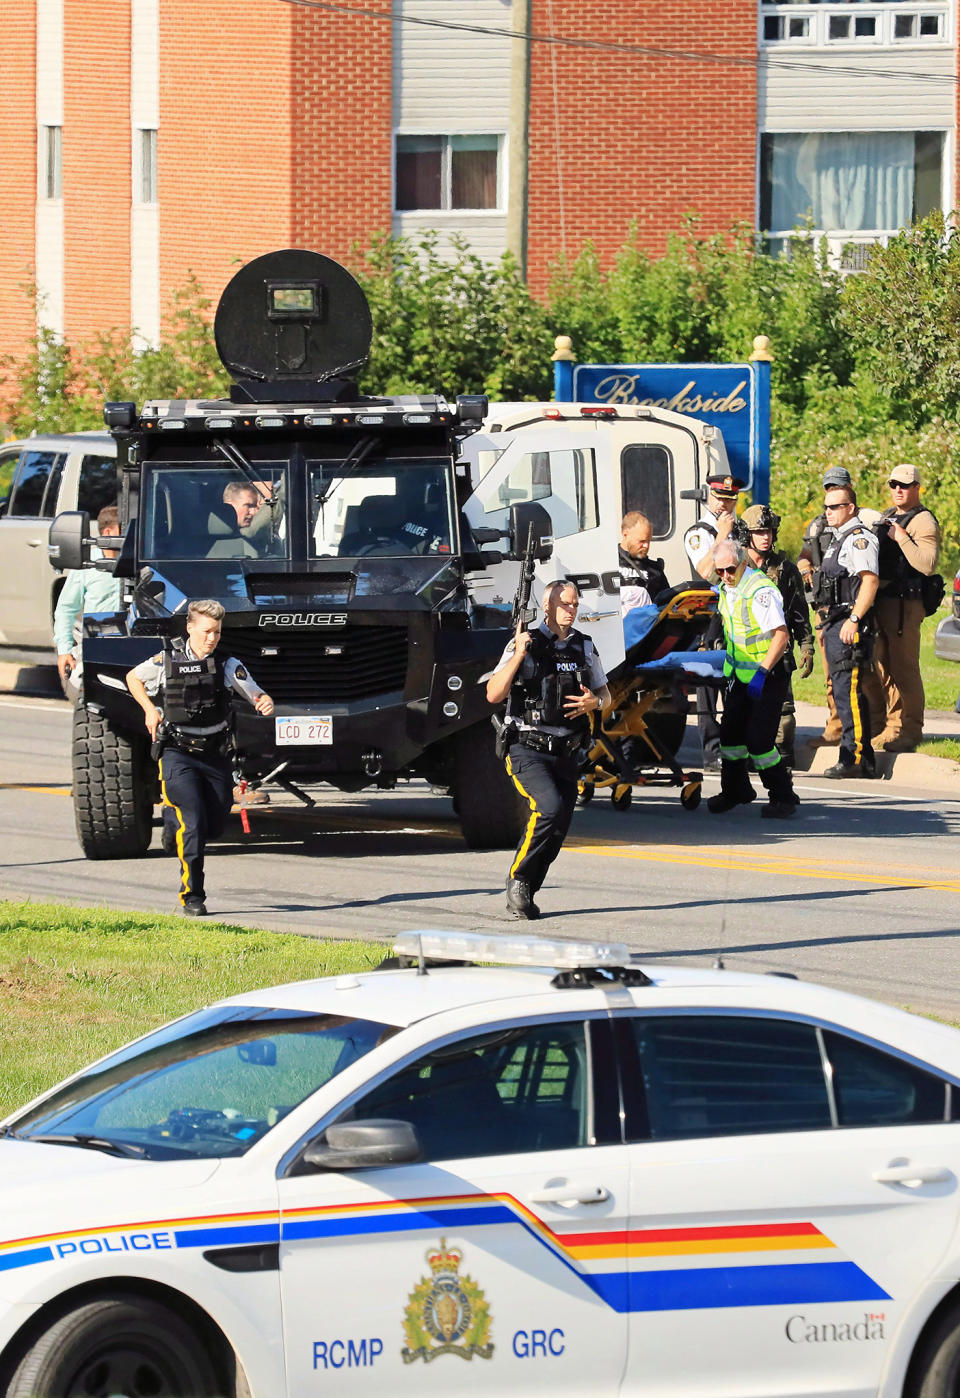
[391,930,631,970]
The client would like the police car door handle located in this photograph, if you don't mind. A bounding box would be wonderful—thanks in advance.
[872,1163,952,1186]
[26,538,44,547]
[529,1183,610,1205]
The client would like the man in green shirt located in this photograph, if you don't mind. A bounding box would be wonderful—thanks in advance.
[54,505,123,693]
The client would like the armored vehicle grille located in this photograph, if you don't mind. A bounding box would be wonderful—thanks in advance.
[226,624,409,704]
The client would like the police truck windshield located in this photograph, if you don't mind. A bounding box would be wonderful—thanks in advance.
[310,459,454,558]
[141,464,287,561]
[7,1007,397,1160]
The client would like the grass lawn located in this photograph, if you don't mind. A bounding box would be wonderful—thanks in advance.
[0,901,385,1118]
[793,606,960,712]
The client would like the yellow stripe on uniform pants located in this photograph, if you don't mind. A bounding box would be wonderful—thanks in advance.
[849,640,865,765]
[506,752,541,879]
[159,755,190,905]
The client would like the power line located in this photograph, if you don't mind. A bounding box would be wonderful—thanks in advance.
[279,0,959,88]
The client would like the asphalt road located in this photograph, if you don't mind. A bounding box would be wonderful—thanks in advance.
[2,694,960,1017]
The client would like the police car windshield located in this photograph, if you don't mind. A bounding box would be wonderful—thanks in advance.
[8,1007,397,1160]
[310,459,454,558]
[141,463,287,562]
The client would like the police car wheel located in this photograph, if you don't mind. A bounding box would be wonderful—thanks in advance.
[7,1297,222,1397]
[904,1300,960,1397]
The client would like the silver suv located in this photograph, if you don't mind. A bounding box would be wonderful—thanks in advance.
[0,432,117,649]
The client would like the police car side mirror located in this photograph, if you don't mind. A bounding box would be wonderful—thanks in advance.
[301,1118,422,1171]
[48,510,92,572]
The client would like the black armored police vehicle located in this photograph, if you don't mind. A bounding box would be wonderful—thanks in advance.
[49,250,538,859]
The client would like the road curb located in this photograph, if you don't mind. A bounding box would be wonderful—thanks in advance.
[0,661,61,698]
[795,742,960,791]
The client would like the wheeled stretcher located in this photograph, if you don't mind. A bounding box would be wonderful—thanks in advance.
[578,583,724,812]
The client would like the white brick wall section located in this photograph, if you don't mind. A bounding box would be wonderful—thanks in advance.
[35,0,64,337]
[131,0,160,348]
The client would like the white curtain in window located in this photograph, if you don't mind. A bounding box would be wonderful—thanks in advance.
[769,131,914,232]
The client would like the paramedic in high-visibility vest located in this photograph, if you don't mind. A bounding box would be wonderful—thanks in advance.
[707,538,799,820]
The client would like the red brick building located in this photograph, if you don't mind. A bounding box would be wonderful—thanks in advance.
[0,0,954,372]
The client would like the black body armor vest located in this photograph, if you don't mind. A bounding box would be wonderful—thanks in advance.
[162,645,230,728]
[507,628,591,731]
[877,506,935,596]
[813,527,869,612]
[617,547,669,600]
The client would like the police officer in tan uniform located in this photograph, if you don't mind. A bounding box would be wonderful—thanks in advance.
[872,464,941,752]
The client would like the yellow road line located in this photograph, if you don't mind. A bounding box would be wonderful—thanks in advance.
[568,837,960,892]
[0,783,71,794]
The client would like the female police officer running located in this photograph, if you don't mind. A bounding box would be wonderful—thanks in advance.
[126,599,274,917]
[486,580,610,920]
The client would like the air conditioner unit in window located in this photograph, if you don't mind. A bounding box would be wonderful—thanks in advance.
[825,235,890,274]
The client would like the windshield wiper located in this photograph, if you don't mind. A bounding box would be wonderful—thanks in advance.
[315,434,381,509]
[23,1133,147,1159]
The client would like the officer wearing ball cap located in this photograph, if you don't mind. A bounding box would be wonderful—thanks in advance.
[738,503,813,768]
[683,471,745,769]
[871,464,941,752]
[798,465,854,748]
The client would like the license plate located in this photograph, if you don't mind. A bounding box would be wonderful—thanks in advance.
[275,716,333,746]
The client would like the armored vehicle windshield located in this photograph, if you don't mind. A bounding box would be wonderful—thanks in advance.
[310,456,454,558]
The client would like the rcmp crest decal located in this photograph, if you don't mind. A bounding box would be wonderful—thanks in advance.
[402,1239,493,1363]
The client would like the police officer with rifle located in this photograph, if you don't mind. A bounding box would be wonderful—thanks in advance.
[126,599,274,916]
[487,568,610,921]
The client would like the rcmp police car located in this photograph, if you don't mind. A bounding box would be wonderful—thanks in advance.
[2,933,960,1397]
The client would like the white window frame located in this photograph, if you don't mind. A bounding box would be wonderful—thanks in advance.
[392,132,506,215]
[39,123,62,201]
[759,2,951,49]
[758,127,953,272]
[134,126,158,205]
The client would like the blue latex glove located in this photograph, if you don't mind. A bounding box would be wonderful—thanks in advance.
[747,667,767,698]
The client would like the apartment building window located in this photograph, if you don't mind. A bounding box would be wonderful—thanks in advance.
[761,3,948,47]
[40,125,62,200]
[395,135,501,211]
[136,128,158,204]
[760,130,945,258]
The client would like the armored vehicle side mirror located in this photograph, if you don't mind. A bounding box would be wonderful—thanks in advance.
[508,501,553,562]
[301,1118,421,1172]
[48,510,92,572]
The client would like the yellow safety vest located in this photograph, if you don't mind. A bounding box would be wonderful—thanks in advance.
[718,568,776,681]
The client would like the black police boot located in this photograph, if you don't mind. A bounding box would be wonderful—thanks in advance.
[506,879,540,920]
[182,896,208,917]
[707,760,755,814]
[823,761,874,779]
[759,761,799,819]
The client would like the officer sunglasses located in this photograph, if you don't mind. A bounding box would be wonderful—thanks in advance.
[716,564,740,577]
[888,481,912,491]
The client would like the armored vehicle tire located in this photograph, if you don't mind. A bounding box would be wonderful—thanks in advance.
[7,1296,222,1397]
[453,722,528,851]
[73,706,154,859]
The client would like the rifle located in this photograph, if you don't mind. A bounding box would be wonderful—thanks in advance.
[511,523,537,632]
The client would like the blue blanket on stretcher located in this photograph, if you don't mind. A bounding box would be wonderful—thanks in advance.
[622,603,727,679]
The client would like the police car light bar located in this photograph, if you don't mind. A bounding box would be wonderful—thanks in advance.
[391,930,631,970]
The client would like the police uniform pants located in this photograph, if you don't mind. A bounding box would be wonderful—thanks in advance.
[815,627,843,741]
[872,595,925,744]
[719,667,795,803]
[822,619,875,771]
[505,745,579,894]
[159,747,233,904]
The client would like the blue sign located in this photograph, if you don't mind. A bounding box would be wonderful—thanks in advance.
[553,357,771,504]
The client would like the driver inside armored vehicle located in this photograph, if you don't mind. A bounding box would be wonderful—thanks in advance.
[141,465,286,561]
